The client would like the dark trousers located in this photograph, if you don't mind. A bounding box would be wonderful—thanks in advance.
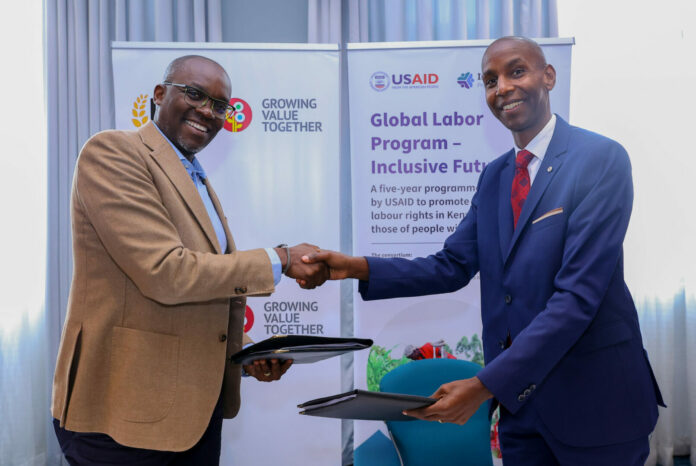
[53,395,224,466]
[498,405,649,466]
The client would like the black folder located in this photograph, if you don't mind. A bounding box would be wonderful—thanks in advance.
[298,389,436,421]
[229,335,373,365]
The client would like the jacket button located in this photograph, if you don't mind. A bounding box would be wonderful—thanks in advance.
[219,334,227,342]
[517,394,525,402]
[234,287,247,294]
[504,295,512,304]
[498,340,506,349]
[530,384,536,391]
[523,388,532,397]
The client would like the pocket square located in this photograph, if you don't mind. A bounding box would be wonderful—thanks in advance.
[532,207,564,224]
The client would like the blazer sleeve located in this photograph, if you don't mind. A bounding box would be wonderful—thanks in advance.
[358,166,487,300]
[73,131,275,305]
[476,139,634,413]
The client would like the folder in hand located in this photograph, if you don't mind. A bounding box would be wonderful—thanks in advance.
[229,335,373,365]
[298,389,436,421]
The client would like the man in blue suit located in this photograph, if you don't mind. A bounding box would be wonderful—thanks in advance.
[304,37,664,464]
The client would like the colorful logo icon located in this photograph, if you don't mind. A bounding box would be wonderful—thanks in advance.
[244,305,255,332]
[370,71,390,91]
[457,72,475,89]
[224,98,253,132]
[131,94,149,127]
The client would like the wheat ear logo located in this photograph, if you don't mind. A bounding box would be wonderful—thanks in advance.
[131,94,149,128]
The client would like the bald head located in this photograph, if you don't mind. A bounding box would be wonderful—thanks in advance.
[162,55,231,89]
[483,36,547,70]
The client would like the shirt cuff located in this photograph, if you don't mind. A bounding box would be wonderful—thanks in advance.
[265,247,282,285]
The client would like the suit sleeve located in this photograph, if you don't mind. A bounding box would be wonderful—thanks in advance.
[73,132,275,305]
[476,140,634,413]
[358,166,487,300]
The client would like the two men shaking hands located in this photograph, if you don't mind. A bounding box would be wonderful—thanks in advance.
[51,37,662,466]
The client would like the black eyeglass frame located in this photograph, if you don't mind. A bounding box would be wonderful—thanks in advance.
[161,81,233,119]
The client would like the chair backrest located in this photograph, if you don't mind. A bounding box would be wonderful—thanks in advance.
[379,359,493,466]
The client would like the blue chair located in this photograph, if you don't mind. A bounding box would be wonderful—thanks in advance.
[379,359,493,466]
[354,429,401,466]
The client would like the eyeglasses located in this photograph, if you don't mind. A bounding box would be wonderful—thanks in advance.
[162,82,232,120]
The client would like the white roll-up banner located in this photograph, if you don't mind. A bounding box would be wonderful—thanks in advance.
[347,39,573,464]
[113,43,341,465]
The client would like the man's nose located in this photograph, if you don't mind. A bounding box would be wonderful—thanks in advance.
[496,76,513,96]
[196,100,215,119]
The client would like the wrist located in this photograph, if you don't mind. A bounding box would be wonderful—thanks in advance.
[353,256,370,281]
[275,244,291,274]
[473,376,494,401]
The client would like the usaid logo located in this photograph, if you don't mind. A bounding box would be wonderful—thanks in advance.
[391,73,439,86]
[370,71,390,91]
[371,72,440,91]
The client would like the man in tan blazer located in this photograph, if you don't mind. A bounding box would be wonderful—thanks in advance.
[51,55,328,464]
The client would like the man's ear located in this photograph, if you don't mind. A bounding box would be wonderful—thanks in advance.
[152,83,166,106]
[544,64,557,91]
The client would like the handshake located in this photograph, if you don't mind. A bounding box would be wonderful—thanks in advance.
[273,243,369,289]
[244,244,368,382]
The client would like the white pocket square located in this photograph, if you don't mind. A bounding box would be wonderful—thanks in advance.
[532,207,564,224]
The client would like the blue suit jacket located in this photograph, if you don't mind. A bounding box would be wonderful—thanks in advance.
[359,116,663,447]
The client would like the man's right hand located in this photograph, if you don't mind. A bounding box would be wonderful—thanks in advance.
[300,250,369,283]
[275,243,330,289]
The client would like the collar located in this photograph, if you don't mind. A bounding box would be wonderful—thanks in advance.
[152,122,207,181]
[514,114,557,161]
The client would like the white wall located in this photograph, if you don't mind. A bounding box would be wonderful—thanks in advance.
[558,0,696,298]
[0,0,45,331]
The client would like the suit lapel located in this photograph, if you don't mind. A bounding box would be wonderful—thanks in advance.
[503,116,571,264]
[138,122,222,254]
[498,149,515,261]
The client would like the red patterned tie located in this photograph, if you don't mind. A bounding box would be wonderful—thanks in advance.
[511,149,535,228]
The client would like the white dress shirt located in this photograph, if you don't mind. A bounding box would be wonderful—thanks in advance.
[513,114,557,186]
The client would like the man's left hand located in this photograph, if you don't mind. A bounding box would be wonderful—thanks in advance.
[403,376,493,425]
[243,359,293,382]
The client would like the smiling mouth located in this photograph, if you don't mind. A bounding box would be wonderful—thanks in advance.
[502,101,523,112]
[185,120,208,133]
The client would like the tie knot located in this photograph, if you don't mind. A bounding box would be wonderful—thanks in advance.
[516,150,534,169]
[184,157,207,183]
[190,166,206,181]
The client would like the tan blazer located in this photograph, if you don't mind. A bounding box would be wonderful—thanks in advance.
[51,122,275,451]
